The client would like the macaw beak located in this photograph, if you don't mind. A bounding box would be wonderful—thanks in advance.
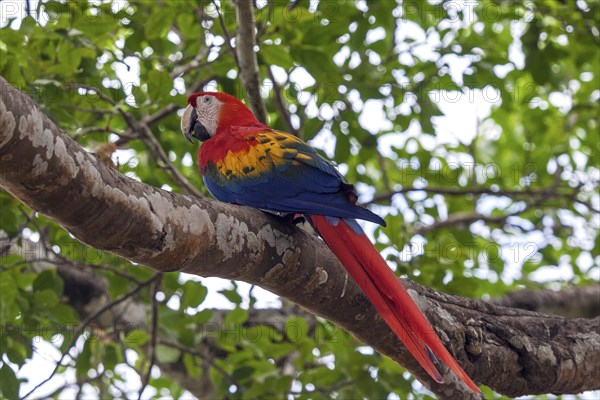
[181,105,211,143]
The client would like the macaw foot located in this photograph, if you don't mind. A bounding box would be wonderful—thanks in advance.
[260,209,305,225]
[281,213,305,225]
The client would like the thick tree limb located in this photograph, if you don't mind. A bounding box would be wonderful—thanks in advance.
[1,78,599,398]
[234,0,268,123]
[492,284,600,318]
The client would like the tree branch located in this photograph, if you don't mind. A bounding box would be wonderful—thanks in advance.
[212,0,239,69]
[1,78,599,398]
[138,274,162,400]
[414,211,513,235]
[492,284,600,318]
[234,0,268,123]
[267,66,299,137]
[370,185,599,214]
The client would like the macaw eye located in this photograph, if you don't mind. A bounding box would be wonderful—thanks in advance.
[203,96,211,104]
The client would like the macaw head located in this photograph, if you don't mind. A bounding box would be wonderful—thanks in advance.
[181,92,258,143]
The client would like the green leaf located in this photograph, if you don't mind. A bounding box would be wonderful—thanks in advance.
[33,289,60,309]
[108,275,129,299]
[180,280,208,309]
[102,343,120,370]
[76,339,92,380]
[334,133,351,161]
[124,329,149,347]
[224,307,248,325]
[0,364,20,400]
[46,304,79,324]
[0,272,18,320]
[420,94,443,134]
[3,337,27,366]
[219,286,243,305]
[285,317,308,342]
[182,353,202,379]
[32,270,64,296]
[260,45,294,69]
[302,117,325,141]
[145,10,174,40]
[147,69,173,102]
[0,196,18,236]
[232,365,255,381]
[155,344,181,364]
[56,43,82,76]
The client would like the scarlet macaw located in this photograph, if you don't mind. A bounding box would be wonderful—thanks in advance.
[180,92,482,396]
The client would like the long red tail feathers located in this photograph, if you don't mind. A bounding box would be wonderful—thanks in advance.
[308,215,482,397]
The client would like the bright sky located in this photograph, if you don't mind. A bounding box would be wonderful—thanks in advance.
[4,1,598,399]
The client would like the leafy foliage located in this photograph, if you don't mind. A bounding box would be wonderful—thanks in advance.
[0,0,598,399]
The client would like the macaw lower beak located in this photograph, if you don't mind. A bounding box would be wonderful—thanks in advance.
[182,106,211,143]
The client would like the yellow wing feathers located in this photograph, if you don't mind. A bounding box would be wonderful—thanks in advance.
[213,131,307,180]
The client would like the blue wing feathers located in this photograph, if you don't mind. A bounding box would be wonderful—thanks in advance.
[203,130,385,226]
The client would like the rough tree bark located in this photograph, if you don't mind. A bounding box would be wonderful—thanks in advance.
[1,78,599,398]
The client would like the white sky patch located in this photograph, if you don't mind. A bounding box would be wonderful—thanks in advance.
[548,91,573,113]
[377,121,421,158]
[359,99,393,134]
[289,68,316,91]
[1,0,40,28]
[111,148,137,168]
[167,30,180,45]
[333,45,350,67]
[269,65,287,83]
[528,261,576,283]
[348,51,361,69]
[303,96,319,116]
[113,57,140,106]
[509,21,527,69]
[309,128,337,159]
[319,103,335,120]
[365,27,386,44]
[439,54,473,85]
[432,88,499,145]
[173,76,186,94]
[177,274,281,310]
[17,339,75,398]
[182,152,193,167]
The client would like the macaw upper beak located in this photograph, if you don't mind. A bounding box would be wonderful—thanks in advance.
[181,105,211,143]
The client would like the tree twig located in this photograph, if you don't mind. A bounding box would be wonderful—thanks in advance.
[157,338,238,387]
[414,210,523,235]
[212,0,239,68]
[138,122,204,198]
[234,0,268,123]
[267,66,299,136]
[170,46,213,79]
[369,184,599,213]
[138,274,162,400]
